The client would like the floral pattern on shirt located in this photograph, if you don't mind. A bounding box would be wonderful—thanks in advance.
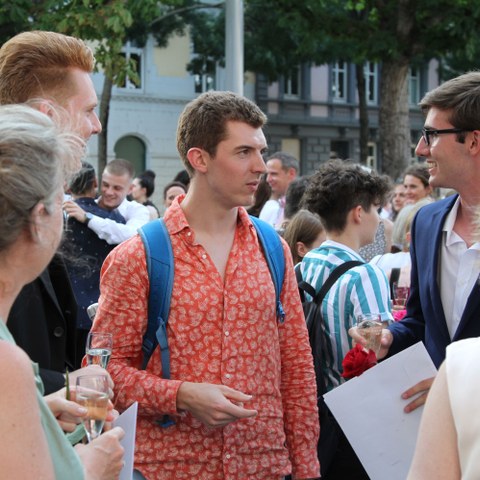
[94,200,319,479]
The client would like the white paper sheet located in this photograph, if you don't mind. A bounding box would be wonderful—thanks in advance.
[324,342,437,480]
[114,401,138,480]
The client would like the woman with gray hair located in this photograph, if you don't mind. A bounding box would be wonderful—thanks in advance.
[0,104,124,479]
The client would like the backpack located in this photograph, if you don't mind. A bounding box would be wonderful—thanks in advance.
[295,260,363,476]
[138,216,285,426]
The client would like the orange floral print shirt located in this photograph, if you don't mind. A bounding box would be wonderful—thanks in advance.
[94,199,320,479]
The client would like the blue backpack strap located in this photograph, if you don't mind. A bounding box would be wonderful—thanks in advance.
[138,218,175,427]
[249,216,286,323]
[138,219,174,376]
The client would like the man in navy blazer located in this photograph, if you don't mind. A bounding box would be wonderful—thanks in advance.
[387,193,480,364]
[353,71,480,413]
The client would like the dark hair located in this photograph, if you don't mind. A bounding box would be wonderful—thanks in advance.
[135,169,156,198]
[68,161,96,195]
[247,173,271,217]
[419,71,480,134]
[176,91,267,175]
[173,169,190,188]
[283,210,324,264]
[163,181,187,200]
[284,175,311,220]
[403,164,430,188]
[302,160,391,232]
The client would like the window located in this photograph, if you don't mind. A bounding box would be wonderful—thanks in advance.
[284,66,301,98]
[367,142,377,170]
[364,62,378,104]
[409,67,421,106]
[119,42,143,90]
[193,58,216,94]
[332,61,348,102]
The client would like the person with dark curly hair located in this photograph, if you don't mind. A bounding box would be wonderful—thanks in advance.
[299,160,392,479]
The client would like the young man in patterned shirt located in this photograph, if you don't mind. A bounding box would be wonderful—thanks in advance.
[93,91,320,479]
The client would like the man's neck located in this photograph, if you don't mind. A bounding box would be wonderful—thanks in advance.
[180,187,238,236]
[454,197,480,246]
[326,231,361,252]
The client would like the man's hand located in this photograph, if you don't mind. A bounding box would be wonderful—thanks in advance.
[75,427,125,480]
[44,390,88,432]
[177,382,258,428]
[46,386,117,432]
[401,376,435,413]
[68,364,114,398]
[348,326,393,360]
[63,200,87,223]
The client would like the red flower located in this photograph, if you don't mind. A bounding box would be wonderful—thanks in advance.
[393,309,407,322]
[341,344,377,379]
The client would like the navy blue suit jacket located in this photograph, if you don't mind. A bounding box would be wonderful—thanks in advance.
[388,194,480,367]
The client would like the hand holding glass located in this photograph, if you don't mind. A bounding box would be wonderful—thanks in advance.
[356,313,383,356]
[76,374,109,442]
[86,332,113,368]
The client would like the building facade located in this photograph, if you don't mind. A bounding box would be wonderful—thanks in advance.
[87,32,439,210]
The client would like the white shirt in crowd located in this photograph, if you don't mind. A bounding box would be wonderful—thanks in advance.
[88,198,150,245]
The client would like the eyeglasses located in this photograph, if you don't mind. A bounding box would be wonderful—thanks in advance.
[421,128,473,146]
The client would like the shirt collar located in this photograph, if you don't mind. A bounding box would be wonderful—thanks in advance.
[164,194,252,236]
[321,239,364,260]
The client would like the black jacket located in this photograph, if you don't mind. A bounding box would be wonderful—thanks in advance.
[8,254,78,394]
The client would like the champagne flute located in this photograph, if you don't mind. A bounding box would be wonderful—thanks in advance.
[76,374,109,442]
[393,282,410,308]
[85,332,113,368]
[356,313,383,357]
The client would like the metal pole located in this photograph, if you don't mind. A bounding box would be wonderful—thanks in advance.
[225,0,244,95]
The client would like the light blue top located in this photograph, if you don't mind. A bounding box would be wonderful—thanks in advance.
[0,320,84,479]
[301,240,393,390]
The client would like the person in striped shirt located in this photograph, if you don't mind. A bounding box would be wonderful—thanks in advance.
[300,160,393,389]
[299,160,393,479]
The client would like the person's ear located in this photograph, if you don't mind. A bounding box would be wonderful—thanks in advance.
[468,130,480,155]
[351,205,363,224]
[187,147,208,174]
[28,202,48,243]
[296,241,309,259]
[36,100,56,119]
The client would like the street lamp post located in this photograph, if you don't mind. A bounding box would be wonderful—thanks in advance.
[225,0,244,95]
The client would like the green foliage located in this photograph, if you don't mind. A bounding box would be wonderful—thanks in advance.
[0,0,200,86]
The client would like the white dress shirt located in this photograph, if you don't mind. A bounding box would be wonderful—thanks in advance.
[88,198,150,245]
[440,197,480,338]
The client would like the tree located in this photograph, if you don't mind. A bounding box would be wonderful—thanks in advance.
[195,0,480,179]
[36,0,206,173]
[266,0,480,178]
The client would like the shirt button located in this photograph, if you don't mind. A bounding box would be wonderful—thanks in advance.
[202,254,207,259]
[225,454,231,459]
[225,373,232,379]
[187,231,192,236]
[53,327,64,338]
[225,331,230,336]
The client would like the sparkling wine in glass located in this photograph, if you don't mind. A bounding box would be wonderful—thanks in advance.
[86,332,113,368]
[393,283,410,308]
[356,313,383,356]
[76,374,109,442]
